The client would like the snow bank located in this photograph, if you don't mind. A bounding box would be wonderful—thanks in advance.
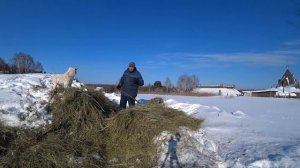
[275,86,300,97]
[0,74,52,127]
[193,87,242,96]
[154,128,225,168]
[0,73,82,127]
[135,94,300,168]
[104,92,120,105]
[246,86,300,97]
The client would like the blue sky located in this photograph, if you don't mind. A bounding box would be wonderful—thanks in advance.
[0,0,300,89]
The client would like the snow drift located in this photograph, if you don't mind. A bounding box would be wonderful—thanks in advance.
[134,94,300,167]
[193,87,242,97]
[0,73,82,127]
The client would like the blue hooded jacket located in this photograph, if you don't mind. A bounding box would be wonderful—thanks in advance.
[118,67,144,97]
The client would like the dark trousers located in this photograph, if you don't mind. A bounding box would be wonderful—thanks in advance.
[119,94,135,111]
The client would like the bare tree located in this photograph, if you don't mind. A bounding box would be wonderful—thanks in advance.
[164,77,173,93]
[190,74,199,89]
[34,61,44,73]
[177,74,188,91]
[10,52,44,73]
[177,74,200,92]
[0,57,7,72]
[0,57,5,66]
[11,52,34,73]
[147,83,152,93]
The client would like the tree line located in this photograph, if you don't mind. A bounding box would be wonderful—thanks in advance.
[0,52,44,74]
[140,74,200,93]
[90,74,200,93]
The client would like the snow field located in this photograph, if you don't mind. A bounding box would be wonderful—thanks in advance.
[1,74,299,167]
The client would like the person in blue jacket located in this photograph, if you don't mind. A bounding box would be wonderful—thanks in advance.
[117,62,144,111]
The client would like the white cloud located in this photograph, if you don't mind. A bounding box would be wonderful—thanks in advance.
[152,50,300,69]
[283,40,300,47]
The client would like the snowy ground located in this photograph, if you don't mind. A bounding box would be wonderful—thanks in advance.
[1,74,299,167]
[0,74,53,127]
[0,73,81,127]
[193,87,242,97]
[106,93,300,167]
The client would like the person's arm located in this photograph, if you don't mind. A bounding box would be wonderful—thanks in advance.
[137,73,144,86]
[117,76,124,90]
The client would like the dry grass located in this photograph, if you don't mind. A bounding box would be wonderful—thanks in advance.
[1,88,116,167]
[0,124,17,157]
[105,103,202,167]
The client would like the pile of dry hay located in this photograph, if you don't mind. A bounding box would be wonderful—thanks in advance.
[0,88,202,167]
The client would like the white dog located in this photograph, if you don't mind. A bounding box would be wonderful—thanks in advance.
[52,67,77,88]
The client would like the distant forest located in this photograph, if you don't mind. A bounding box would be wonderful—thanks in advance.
[0,52,44,74]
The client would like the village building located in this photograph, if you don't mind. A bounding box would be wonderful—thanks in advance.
[193,83,242,96]
[276,68,300,88]
[245,68,300,98]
